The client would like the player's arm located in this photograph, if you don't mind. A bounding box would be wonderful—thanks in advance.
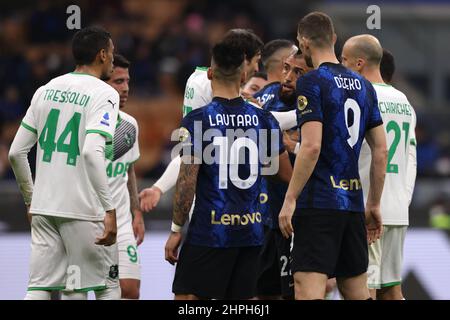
[364,124,388,243]
[83,133,117,246]
[406,111,417,205]
[265,151,292,184]
[128,163,145,245]
[9,125,38,223]
[270,110,297,131]
[139,155,181,212]
[165,155,200,265]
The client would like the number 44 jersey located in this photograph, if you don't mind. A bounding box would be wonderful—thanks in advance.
[20,72,119,221]
[295,62,383,213]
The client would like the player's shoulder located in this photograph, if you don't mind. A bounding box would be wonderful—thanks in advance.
[186,67,210,86]
[182,104,205,121]
[254,82,280,97]
[118,110,139,128]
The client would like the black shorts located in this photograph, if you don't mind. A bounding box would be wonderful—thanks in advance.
[291,208,368,278]
[256,226,294,299]
[173,243,261,299]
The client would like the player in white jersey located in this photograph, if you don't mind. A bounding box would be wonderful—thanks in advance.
[8,27,121,300]
[140,30,299,212]
[342,35,417,300]
[105,54,144,299]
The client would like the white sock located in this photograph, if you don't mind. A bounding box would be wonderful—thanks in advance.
[24,290,51,300]
[61,291,88,300]
[95,286,121,300]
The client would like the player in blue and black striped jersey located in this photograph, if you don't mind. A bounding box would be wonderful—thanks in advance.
[278,12,388,300]
[165,37,293,300]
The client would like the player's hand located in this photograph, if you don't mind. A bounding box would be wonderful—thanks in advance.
[132,210,145,246]
[96,209,117,246]
[279,198,296,238]
[283,131,298,154]
[365,204,383,245]
[26,205,32,225]
[165,232,182,265]
[139,186,162,212]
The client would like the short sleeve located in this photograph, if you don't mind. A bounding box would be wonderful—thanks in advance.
[85,89,119,142]
[367,84,383,130]
[21,86,45,135]
[264,111,285,161]
[179,110,203,158]
[295,73,323,128]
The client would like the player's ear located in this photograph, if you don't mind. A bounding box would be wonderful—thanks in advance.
[357,58,365,71]
[98,48,107,64]
[332,33,337,46]
[207,67,213,80]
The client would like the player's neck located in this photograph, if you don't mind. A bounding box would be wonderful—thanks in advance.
[312,50,339,69]
[213,84,241,100]
[363,68,384,85]
[74,65,102,79]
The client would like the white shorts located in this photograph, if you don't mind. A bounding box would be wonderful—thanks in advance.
[117,223,141,280]
[28,215,119,292]
[367,225,407,289]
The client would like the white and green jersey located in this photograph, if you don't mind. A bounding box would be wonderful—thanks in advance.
[359,83,417,225]
[106,111,140,229]
[182,67,212,117]
[21,72,119,221]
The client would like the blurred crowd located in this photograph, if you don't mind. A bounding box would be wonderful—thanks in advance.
[0,0,449,181]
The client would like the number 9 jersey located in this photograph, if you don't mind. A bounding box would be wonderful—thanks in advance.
[20,72,119,221]
[295,62,383,213]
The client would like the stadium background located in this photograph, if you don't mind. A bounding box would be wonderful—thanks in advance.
[0,0,449,299]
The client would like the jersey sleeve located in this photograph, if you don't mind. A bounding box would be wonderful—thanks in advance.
[182,72,211,117]
[179,110,203,159]
[21,86,45,134]
[129,116,140,163]
[85,89,120,142]
[367,84,383,129]
[295,73,323,128]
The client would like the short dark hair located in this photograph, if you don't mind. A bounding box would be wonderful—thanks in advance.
[380,48,395,84]
[261,39,295,70]
[222,29,263,62]
[113,54,130,69]
[251,72,268,81]
[72,26,112,65]
[211,40,245,82]
[298,12,335,48]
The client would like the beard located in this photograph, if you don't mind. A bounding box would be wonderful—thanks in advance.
[304,54,314,68]
[280,89,297,107]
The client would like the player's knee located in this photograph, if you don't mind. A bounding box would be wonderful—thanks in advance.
[377,286,403,300]
[120,281,140,299]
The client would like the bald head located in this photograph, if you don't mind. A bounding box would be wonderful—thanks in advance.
[343,34,383,66]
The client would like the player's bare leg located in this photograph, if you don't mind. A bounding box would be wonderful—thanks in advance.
[377,285,404,300]
[120,279,140,299]
[369,288,377,299]
[337,273,371,300]
[175,294,200,300]
[294,272,327,300]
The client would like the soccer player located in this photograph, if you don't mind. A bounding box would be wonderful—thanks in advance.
[105,54,144,299]
[241,72,268,100]
[341,35,417,300]
[165,39,293,300]
[256,53,310,300]
[8,26,120,300]
[140,31,298,212]
[278,12,388,300]
[139,29,264,211]
[254,39,298,107]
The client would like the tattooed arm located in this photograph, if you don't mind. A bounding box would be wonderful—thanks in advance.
[127,163,145,245]
[165,156,200,265]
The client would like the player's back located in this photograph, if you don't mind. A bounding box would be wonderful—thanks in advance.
[296,62,382,212]
[182,67,212,117]
[359,84,416,225]
[180,97,284,247]
[23,72,119,221]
